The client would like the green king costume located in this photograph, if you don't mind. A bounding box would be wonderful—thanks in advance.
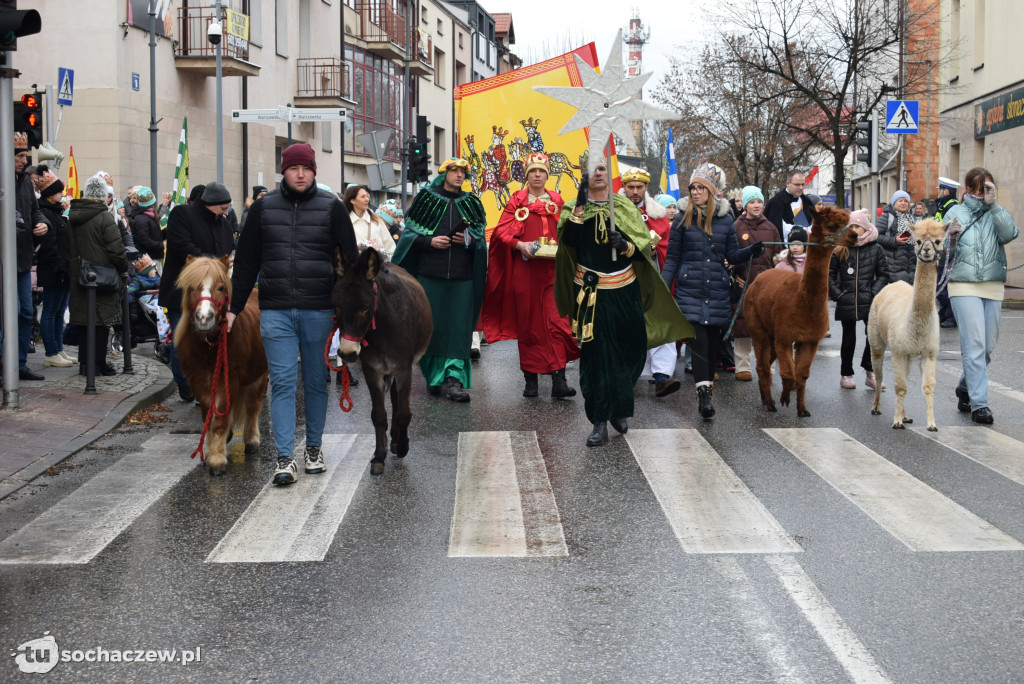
[392,167,488,390]
[555,193,692,423]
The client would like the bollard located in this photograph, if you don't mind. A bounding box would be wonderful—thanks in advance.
[83,275,97,395]
[121,275,135,374]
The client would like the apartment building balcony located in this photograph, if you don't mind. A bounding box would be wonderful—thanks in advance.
[294,58,355,108]
[173,6,260,77]
[357,0,408,61]
[409,30,433,78]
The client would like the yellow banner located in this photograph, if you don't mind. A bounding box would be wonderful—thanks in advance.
[225,9,249,39]
[456,45,609,239]
[66,145,80,199]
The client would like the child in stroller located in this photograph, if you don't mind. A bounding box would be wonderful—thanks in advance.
[117,254,172,362]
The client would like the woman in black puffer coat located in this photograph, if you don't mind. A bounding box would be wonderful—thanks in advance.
[829,209,890,391]
[662,163,763,419]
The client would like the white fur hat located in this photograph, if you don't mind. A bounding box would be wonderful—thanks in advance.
[84,176,110,200]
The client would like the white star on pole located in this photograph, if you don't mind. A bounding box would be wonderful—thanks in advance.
[533,30,675,174]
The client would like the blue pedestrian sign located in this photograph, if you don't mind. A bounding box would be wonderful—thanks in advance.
[57,68,74,107]
[885,100,918,134]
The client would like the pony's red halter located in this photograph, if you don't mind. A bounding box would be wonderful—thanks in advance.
[193,294,228,319]
[340,282,379,348]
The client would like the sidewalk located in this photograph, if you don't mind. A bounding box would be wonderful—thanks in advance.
[0,346,175,500]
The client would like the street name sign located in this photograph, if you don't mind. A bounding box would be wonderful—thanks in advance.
[232,107,347,123]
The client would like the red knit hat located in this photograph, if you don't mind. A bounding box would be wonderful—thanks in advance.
[281,143,316,174]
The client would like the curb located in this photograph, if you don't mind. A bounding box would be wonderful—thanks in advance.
[0,366,176,502]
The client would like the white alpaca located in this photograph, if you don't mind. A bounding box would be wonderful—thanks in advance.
[867,219,947,431]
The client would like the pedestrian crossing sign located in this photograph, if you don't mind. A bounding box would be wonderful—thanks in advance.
[57,67,74,107]
[885,100,918,133]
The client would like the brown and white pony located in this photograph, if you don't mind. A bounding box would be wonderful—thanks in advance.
[332,247,433,475]
[176,255,268,475]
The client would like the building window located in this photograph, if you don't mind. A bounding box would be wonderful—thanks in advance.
[322,122,333,153]
[437,18,443,36]
[950,142,960,181]
[275,0,288,57]
[345,47,404,161]
[973,137,984,167]
[433,126,444,162]
[458,32,463,48]
[245,0,262,47]
[434,48,445,87]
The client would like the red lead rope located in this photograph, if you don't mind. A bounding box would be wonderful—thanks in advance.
[323,322,353,412]
[191,319,232,461]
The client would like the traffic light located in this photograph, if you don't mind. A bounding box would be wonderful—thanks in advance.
[0,1,42,51]
[19,91,43,147]
[410,114,431,182]
[855,113,877,173]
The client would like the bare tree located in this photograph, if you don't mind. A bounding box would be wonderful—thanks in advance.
[654,36,815,195]
[715,0,942,207]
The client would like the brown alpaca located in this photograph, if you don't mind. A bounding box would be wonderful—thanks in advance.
[744,206,858,415]
[868,219,947,431]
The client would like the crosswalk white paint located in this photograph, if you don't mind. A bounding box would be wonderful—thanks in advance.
[206,434,365,563]
[625,429,801,554]
[936,362,1024,405]
[0,435,200,564]
[912,427,1024,488]
[765,428,1024,552]
[766,555,892,684]
[449,431,567,557]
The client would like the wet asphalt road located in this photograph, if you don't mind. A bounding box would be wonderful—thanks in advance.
[2,313,1024,683]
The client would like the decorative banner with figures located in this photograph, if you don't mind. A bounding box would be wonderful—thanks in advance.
[455,44,621,239]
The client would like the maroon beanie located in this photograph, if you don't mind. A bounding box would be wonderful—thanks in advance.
[281,143,317,174]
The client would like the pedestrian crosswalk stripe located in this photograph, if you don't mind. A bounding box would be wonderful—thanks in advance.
[0,435,200,565]
[911,427,1024,488]
[625,429,801,554]
[449,431,567,557]
[206,434,365,563]
[765,428,1024,552]
[766,555,893,684]
[935,363,1024,405]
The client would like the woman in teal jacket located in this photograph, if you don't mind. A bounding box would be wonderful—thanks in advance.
[943,167,1020,424]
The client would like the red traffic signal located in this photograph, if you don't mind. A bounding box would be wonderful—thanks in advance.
[19,91,42,147]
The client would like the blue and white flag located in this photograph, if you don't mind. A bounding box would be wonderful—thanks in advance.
[664,128,681,200]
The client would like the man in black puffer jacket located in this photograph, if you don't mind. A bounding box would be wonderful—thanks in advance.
[230,144,358,486]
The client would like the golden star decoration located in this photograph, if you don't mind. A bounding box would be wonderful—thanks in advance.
[533,30,675,174]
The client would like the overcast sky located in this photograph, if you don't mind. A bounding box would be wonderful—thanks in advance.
[502,2,714,98]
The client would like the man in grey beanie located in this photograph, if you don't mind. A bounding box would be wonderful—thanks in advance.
[158,181,236,402]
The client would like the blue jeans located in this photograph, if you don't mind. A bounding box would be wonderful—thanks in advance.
[17,270,33,368]
[260,308,334,459]
[950,295,1001,411]
[40,286,70,357]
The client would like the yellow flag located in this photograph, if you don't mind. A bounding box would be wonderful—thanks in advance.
[456,45,623,239]
[66,145,80,199]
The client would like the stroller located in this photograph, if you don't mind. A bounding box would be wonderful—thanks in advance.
[110,259,171,363]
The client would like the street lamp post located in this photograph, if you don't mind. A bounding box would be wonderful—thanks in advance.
[148,0,159,195]
[213,0,224,184]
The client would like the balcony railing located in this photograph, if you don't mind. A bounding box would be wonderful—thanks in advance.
[297,58,350,100]
[357,0,407,53]
[174,6,248,61]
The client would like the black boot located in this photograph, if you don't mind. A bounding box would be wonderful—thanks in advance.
[523,371,539,397]
[609,417,628,434]
[550,368,576,398]
[697,385,715,420]
[586,421,608,447]
[445,377,470,403]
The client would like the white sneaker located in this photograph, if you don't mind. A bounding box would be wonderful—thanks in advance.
[43,354,74,368]
[59,350,78,363]
[273,457,298,485]
[840,375,856,389]
[304,445,326,474]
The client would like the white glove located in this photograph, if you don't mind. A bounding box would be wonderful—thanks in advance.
[984,181,997,206]
[946,217,962,235]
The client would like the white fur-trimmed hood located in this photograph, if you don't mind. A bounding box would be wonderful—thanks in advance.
[617,189,667,219]
[677,196,731,218]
